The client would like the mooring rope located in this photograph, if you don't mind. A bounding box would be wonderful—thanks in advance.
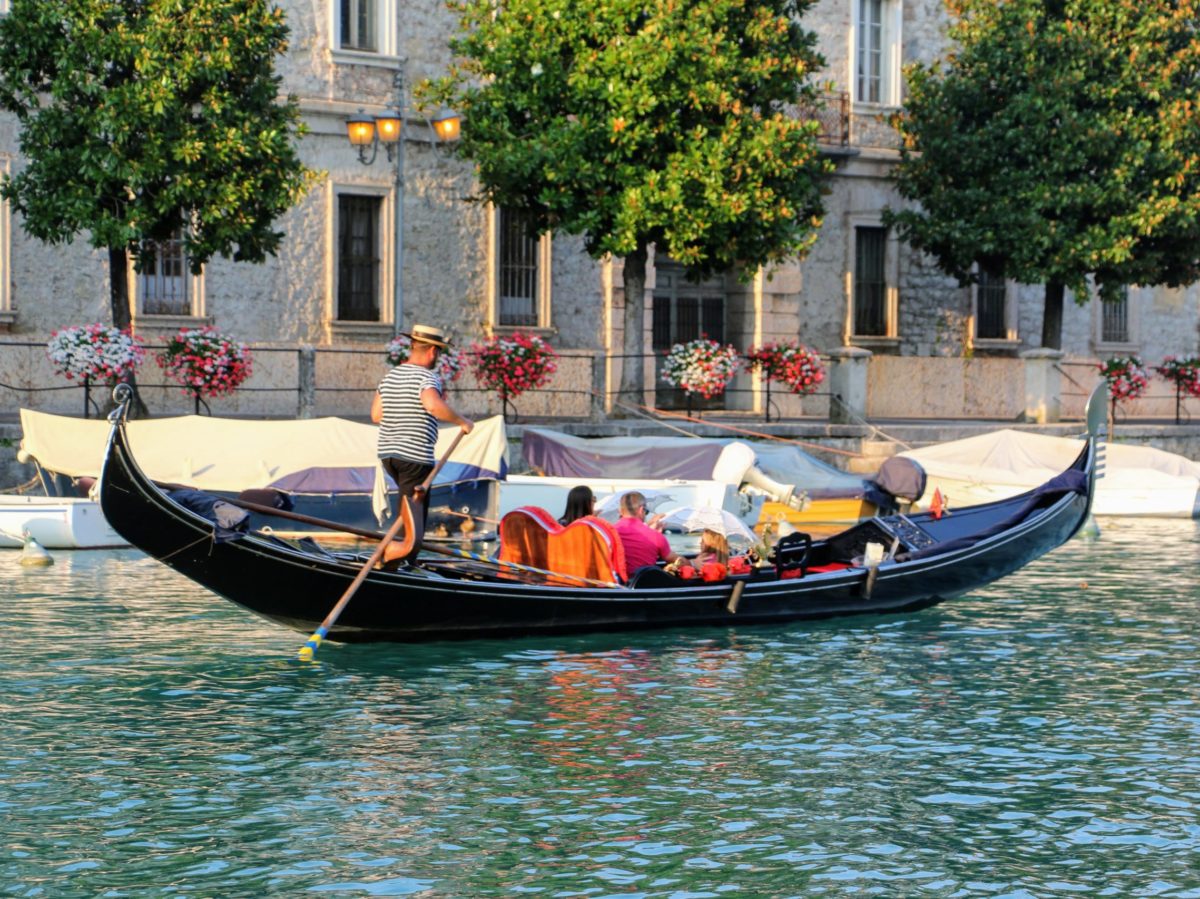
[602,392,868,458]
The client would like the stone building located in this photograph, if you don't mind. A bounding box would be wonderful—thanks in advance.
[0,0,1197,422]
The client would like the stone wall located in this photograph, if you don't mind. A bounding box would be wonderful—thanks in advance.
[0,0,1197,424]
[867,356,1025,419]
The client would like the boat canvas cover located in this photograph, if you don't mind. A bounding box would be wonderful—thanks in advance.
[523,428,725,480]
[522,428,865,498]
[747,443,867,499]
[899,428,1200,516]
[19,409,508,493]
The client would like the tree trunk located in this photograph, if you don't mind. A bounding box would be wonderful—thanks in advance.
[1040,281,1065,350]
[614,243,648,416]
[108,246,149,418]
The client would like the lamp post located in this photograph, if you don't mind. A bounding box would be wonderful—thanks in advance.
[344,63,462,333]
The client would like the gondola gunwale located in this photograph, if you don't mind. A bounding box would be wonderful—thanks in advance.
[98,392,1098,642]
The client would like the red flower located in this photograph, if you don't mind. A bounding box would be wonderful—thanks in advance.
[156,327,252,399]
[468,332,558,399]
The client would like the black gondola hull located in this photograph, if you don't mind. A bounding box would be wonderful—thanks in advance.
[99,415,1095,643]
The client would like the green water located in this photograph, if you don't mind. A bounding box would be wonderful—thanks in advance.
[2,518,1198,897]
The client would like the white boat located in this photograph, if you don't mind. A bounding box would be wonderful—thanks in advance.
[0,494,125,549]
[898,428,1200,518]
[500,473,763,526]
[514,427,879,532]
[506,431,813,527]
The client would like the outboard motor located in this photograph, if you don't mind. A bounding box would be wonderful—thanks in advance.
[712,441,803,509]
[864,456,927,516]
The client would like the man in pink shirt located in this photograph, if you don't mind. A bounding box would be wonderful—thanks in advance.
[614,492,683,573]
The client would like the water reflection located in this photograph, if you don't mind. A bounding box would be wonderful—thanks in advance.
[1,521,1198,896]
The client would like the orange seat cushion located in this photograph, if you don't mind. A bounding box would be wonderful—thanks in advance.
[499,508,628,584]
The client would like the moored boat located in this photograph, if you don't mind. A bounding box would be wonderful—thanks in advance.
[0,493,124,549]
[96,385,1105,644]
[898,428,1200,518]
[12,408,508,547]
[518,426,881,533]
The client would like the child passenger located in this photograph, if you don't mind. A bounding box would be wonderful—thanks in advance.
[692,529,730,567]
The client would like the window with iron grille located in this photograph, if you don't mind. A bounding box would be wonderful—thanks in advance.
[337,194,381,322]
[854,226,887,336]
[856,0,883,104]
[652,266,727,410]
[340,0,376,51]
[976,267,1008,339]
[651,295,725,350]
[139,233,190,316]
[498,207,541,327]
[1102,288,1130,344]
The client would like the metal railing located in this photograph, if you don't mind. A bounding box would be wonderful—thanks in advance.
[0,340,832,423]
[6,339,1196,425]
[791,91,851,147]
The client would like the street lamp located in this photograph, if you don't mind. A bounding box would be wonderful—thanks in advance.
[431,108,462,143]
[343,64,462,331]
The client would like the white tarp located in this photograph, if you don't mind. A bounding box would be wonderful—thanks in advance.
[19,409,508,492]
[899,428,1200,518]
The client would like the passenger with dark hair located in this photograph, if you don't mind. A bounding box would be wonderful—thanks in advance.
[560,485,595,525]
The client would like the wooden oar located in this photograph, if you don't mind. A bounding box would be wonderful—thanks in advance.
[297,429,466,661]
[221,496,384,540]
[296,498,414,661]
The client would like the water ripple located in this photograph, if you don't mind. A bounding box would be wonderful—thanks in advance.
[2,524,1199,896]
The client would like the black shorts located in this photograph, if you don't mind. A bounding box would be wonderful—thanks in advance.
[381,457,434,519]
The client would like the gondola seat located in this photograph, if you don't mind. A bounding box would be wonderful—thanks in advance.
[499,507,629,584]
[771,531,812,579]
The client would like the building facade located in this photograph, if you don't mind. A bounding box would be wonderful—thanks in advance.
[0,0,1197,421]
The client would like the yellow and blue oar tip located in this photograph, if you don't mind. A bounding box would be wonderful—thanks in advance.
[298,634,322,661]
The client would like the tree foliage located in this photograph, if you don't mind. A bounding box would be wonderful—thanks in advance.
[427,0,832,402]
[885,0,1200,348]
[0,0,316,331]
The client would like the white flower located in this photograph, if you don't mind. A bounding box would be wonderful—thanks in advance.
[530,63,543,77]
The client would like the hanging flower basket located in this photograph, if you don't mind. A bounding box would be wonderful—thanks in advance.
[661,337,739,399]
[385,333,464,382]
[1098,355,1149,408]
[468,332,558,420]
[743,341,825,396]
[156,327,253,411]
[1154,355,1200,424]
[47,323,145,384]
[1154,355,1200,398]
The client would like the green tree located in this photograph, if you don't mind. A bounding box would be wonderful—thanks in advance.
[0,0,315,409]
[427,0,832,406]
[885,0,1200,349]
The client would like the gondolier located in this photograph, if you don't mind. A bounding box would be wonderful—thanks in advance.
[371,324,473,516]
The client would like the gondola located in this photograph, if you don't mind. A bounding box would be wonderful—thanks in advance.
[98,385,1105,644]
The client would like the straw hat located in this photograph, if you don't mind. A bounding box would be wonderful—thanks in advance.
[401,323,452,349]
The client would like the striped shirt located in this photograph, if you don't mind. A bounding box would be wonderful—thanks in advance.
[376,364,443,464]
